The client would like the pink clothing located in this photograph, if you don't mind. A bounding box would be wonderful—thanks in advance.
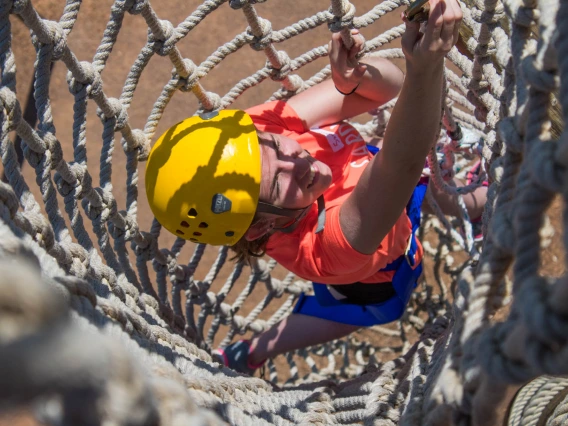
[246,101,423,285]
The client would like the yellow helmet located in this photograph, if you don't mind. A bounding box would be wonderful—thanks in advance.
[145,110,261,246]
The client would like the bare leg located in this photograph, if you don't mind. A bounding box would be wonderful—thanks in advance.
[248,314,360,365]
[422,177,487,220]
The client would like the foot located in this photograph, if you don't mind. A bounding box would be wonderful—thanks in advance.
[213,340,265,375]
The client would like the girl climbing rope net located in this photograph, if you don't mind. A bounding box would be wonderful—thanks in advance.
[145,0,487,375]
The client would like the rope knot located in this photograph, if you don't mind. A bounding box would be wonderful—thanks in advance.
[232,315,248,334]
[123,129,150,161]
[69,162,92,199]
[188,280,209,296]
[12,0,30,14]
[149,20,177,56]
[67,62,103,99]
[267,51,292,81]
[327,2,356,33]
[44,21,67,61]
[177,58,199,91]
[111,211,137,241]
[28,212,56,252]
[0,87,22,131]
[132,232,156,261]
[40,131,63,170]
[97,97,129,131]
[248,18,272,51]
[22,144,42,168]
[125,0,148,15]
[229,0,250,9]
[265,278,285,298]
[0,181,19,219]
[196,92,222,115]
[86,188,117,223]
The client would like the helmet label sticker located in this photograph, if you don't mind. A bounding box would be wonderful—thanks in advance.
[212,194,232,214]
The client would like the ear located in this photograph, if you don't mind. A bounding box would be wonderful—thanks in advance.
[244,218,274,241]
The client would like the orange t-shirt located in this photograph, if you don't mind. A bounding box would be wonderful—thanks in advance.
[246,101,423,285]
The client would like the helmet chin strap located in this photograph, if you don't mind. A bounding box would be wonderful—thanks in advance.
[256,195,326,234]
[315,195,326,233]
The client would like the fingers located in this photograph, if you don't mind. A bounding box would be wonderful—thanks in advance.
[422,0,461,53]
[329,32,347,69]
[352,63,367,80]
[401,11,421,53]
[348,29,365,63]
[452,0,463,44]
[422,0,444,46]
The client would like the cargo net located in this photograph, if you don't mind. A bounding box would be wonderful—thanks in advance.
[0,0,566,424]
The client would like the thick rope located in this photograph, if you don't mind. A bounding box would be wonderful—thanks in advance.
[0,0,566,424]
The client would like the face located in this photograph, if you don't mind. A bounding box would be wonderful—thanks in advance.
[257,131,333,212]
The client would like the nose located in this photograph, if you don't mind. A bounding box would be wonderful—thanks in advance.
[278,156,311,182]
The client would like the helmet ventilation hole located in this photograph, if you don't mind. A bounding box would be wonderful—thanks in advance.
[188,208,198,218]
[193,232,202,236]
[190,238,198,242]
[176,230,184,235]
[180,221,190,228]
[225,231,234,237]
[198,222,208,228]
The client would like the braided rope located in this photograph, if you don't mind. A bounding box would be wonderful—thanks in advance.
[0,0,566,424]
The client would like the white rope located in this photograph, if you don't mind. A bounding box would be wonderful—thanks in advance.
[0,0,566,424]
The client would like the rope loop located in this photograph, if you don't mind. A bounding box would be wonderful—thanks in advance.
[327,2,356,33]
[149,20,177,56]
[28,212,56,252]
[267,51,292,81]
[125,0,148,15]
[43,20,67,61]
[69,162,92,199]
[120,212,138,241]
[248,18,272,51]
[41,131,63,170]
[0,87,22,132]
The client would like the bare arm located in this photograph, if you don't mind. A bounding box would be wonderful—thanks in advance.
[288,30,404,129]
[339,0,463,254]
